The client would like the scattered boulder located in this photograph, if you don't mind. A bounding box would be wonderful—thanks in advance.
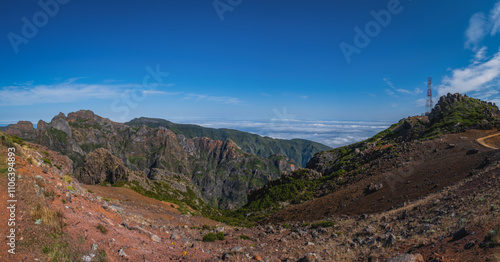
[362,225,376,235]
[365,183,384,194]
[170,231,187,241]
[150,234,161,243]
[222,253,234,260]
[298,253,318,262]
[466,149,479,155]
[385,253,424,262]
[231,246,243,252]
[397,210,409,220]
[384,234,396,247]
[452,227,468,241]
[464,241,475,249]
[82,255,93,262]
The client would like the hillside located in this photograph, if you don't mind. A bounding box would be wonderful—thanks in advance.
[232,93,500,222]
[125,117,331,167]
[3,110,298,210]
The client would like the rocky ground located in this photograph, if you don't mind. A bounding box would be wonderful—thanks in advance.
[1,129,500,261]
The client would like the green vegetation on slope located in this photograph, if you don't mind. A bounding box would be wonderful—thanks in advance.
[225,142,388,222]
[224,94,500,223]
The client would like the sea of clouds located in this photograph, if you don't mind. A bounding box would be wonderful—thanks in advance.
[174,119,390,148]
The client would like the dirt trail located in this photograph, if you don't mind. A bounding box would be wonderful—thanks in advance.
[477,132,500,149]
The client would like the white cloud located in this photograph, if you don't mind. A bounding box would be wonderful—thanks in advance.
[438,48,500,96]
[465,2,500,50]
[465,12,488,50]
[414,98,426,107]
[490,1,500,36]
[473,46,489,64]
[0,79,175,106]
[183,93,243,105]
[395,88,413,95]
[383,77,422,96]
[383,77,395,89]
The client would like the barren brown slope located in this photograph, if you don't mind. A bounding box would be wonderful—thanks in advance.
[265,129,498,223]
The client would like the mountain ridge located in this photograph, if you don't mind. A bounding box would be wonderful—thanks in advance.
[125,117,331,167]
[3,110,300,210]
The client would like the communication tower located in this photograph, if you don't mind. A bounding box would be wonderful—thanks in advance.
[426,77,432,115]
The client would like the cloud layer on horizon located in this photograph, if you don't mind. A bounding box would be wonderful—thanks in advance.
[175,119,390,148]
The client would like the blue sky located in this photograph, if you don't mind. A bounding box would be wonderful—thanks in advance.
[1,0,500,146]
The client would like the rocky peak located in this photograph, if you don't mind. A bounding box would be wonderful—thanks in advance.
[67,110,97,122]
[15,120,34,130]
[49,113,72,138]
[221,139,243,160]
[51,112,67,122]
[37,120,48,130]
[429,93,499,123]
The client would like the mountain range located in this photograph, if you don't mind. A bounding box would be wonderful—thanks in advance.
[2,110,328,210]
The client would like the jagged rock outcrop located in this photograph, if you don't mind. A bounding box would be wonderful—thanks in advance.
[429,93,499,127]
[77,148,129,184]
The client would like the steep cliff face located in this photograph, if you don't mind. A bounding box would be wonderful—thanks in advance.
[5,110,298,209]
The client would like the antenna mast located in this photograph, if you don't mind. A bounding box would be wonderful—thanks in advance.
[426,77,432,115]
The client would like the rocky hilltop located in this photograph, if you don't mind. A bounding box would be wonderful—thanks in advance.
[4,110,299,209]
